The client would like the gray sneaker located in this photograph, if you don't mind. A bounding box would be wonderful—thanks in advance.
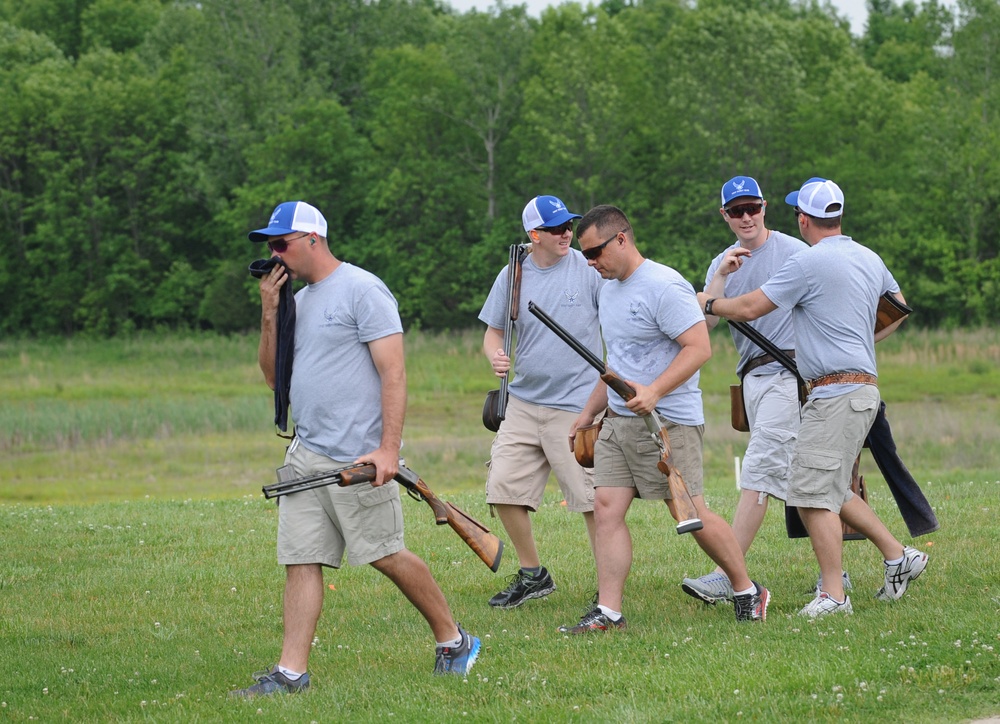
[814,570,853,596]
[488,567,556,608]
[876,546,928,601]
[433,626,481,676]
[681,572,734,605]
[799,592,853,618]
[229,667,310,699]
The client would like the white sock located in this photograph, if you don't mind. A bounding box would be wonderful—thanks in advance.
[734,585,756,597]
[885,555,904,565]
[437,634,463,648]
[597,605,622,621]
[277,665,304,680]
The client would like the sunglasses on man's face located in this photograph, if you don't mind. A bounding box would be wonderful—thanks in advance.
[538,221,574,236]
[267,232,310,254]
[723,203,764,219]
[581,229,627,261]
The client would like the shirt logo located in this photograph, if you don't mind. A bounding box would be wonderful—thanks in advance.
[629,301,641,318]
[563,289,580,305]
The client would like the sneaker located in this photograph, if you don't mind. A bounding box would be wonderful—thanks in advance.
[875,546,928,601]
[229,667,310,699]
[558,607,627,635]
[433,626,481,676]
[733,582,769,622]
[799,592,854,618]
[488,567,556,608]
[813,570,853,596]
[681,572,734,605]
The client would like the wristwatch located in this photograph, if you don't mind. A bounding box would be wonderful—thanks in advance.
[704,297,716,316]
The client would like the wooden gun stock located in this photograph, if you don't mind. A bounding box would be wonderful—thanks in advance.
[601,369,704,535]
[875,292,912,334]
[527,301,702,535]
[263,463,504,572]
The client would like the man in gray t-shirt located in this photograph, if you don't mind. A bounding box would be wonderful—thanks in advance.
[479,194,603,612]
[682,176,816,605]
[557,205,770,635]
[698,179,929,619]
[231,201,479,698]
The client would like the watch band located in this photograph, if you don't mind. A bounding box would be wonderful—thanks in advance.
[704,297,716,316]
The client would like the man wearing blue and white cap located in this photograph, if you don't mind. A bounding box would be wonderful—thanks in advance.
[697,179,929,618]
[478,194,604,611]
[232,201,480,697]
[681,176,812,606]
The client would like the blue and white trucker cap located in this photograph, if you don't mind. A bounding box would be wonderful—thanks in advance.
[721,176,763,206]
[248,201,328,242]
[521,195,582,232]
[785,178,845,218]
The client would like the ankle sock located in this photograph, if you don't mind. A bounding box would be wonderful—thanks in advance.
[885,555,903,566]
[733,584,756,597]
[597,605,622,621]
[521,566,542,578]
[277,665,304,680]
[437,633,464,648]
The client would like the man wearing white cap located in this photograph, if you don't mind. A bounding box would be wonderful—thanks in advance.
[478,195,604,611]
[696,179,929,618]
[232,201,479,697]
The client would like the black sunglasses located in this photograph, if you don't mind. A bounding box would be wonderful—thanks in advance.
[723,203,764,219]
[538,221,574,236]
[267,232,310,253]
[581,228,627,261]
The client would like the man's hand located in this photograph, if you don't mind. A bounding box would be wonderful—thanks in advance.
[354,447,400,486]
[568,411,596,452]
[259,264,288,312]
[490,348,511,377]
[716,247,751,277]
[624,380,660,416]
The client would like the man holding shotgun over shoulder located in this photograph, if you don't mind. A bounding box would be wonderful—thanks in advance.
[231,201,479,698]
[697,178,929,618]
[559,204,769,634]
[479,195,604,610]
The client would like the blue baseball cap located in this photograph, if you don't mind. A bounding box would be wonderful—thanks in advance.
[521,195,582,232]
[721,176,763,206]
[248,201,328,242]
[785,178,845,218]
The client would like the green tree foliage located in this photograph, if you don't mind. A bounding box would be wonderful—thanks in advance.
[1,0,999,334]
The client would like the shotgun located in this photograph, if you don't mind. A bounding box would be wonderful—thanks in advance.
[263,463,504,572]
[483,244,529,431]
[527,301,704,534]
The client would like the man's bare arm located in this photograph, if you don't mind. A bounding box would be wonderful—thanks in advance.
[875,291,908,343]
[625,321,712,416]
[257,266,288,390]
[696,288,777,323]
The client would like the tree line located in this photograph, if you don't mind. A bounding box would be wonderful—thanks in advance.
[1,0,997,336]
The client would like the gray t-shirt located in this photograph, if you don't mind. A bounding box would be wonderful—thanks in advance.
[599,259,705,425]
[479,248,604,412]
[761,235,899,399]
[290,263,404,460]
[705,230,807,376]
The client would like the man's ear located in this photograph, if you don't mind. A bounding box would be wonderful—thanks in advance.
[530,230,539,241]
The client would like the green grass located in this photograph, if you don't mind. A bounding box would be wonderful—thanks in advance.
[2,328,999,721]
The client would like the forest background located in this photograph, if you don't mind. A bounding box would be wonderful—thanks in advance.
[1,0,998,337]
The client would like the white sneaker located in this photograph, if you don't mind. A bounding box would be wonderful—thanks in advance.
[799,592,853,618]
[876,546,928,601]
[814,570,853,596]
[681,572,734,605]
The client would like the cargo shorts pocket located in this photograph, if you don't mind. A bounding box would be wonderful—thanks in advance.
[795,450,841,497]
[356,483,402,544]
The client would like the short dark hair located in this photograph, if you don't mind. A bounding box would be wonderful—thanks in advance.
[810,204,842,229]
[578,205,632,241]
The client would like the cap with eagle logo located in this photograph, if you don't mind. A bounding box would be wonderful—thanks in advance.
[721,176,763,206]
[248,201,328,242]
[521,195,582,233]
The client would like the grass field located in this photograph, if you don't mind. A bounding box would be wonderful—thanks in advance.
[2,327,999,721]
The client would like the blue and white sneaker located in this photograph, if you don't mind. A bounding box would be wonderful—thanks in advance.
[433,626,481,676]
[682,572,734,605]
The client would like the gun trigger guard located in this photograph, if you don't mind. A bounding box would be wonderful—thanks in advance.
[405,487,426,503]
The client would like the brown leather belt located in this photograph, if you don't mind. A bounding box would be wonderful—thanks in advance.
[741,350,795,378]
[605,408,621,418]
[809,372,878,388]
